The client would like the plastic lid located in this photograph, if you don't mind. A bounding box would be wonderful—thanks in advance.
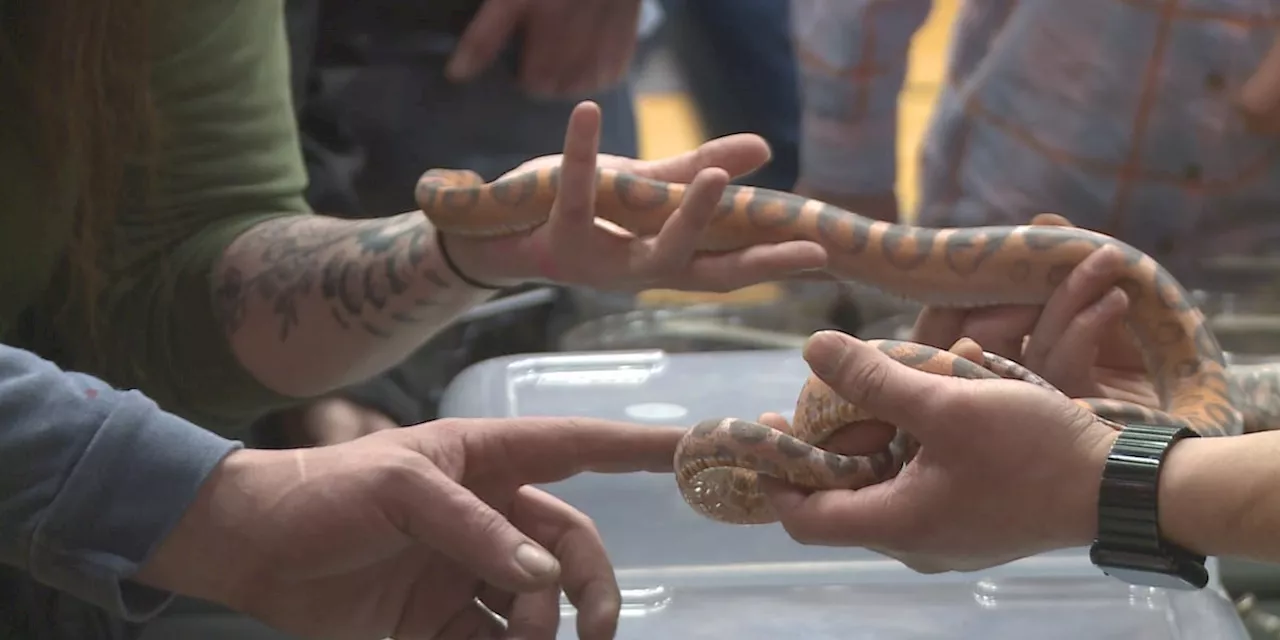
[440,349,1248,639]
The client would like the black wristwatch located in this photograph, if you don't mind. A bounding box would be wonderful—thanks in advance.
[1089,423,1209,590]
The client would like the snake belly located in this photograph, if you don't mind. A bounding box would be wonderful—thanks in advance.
[416,165,1278,525]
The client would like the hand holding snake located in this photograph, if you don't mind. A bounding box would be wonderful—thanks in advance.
[914,214,1158,409]
[430,101,827,293]
[417,100,1258,528]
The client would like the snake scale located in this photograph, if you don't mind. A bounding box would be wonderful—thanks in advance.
[416,166,1279,526]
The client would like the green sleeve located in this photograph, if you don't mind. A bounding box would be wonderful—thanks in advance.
[95,0,312,435]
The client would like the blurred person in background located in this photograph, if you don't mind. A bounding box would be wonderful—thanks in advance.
[656,0,802,191]
[791,0,1280,289]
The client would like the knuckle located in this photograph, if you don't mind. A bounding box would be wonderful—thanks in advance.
[368,456,427,494]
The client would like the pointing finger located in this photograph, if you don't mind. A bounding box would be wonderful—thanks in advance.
[445,417,686,483]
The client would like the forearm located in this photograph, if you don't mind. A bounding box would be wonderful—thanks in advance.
[214,212,496,398]
[1159,431,1280,562]
[0,344,238,621]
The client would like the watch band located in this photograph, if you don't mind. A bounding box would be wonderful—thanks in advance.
[1089,423,1209,590]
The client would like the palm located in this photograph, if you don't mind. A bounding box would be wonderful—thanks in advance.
[1073,325,1158,407]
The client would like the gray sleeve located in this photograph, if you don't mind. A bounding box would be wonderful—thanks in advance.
[0,343,242,621]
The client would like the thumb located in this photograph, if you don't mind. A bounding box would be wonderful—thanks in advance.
[802,332,946,435]
[384,463,561,593]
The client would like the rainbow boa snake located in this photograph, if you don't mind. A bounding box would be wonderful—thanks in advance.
[418,166,1280,633]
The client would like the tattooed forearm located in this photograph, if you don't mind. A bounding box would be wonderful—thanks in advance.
[213,212,493,397]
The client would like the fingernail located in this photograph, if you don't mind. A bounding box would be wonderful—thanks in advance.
[804,330,851,377]
[514,542,558,578]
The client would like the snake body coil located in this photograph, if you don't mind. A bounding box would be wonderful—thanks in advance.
[417,166,1263,526]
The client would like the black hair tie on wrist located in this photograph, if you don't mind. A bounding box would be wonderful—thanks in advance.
[435,229,504,290]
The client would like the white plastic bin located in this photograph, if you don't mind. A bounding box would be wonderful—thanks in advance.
[438,348,1249,639]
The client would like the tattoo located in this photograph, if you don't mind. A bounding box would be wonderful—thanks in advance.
[213,213,451,341]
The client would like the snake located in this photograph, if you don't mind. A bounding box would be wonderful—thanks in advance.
[415,166,1272,523]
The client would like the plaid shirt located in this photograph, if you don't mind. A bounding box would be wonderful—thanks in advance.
[793,0,1280,285]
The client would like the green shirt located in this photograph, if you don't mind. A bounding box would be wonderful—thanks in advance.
[1,0,311,435]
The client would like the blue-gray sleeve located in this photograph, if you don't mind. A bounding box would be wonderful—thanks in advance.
[0,343,242,621]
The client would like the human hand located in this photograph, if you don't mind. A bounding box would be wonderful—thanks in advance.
[911,214,1157,407]
[442,101,829,293]
[136,417,682,640]
[446,0,643,97]
[758,331,1119,573]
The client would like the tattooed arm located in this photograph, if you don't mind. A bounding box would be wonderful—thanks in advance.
[214,212,493,399]
[790,0,933,221]
[58,0,499,435]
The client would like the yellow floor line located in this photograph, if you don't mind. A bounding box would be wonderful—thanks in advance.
[635,93,706,161]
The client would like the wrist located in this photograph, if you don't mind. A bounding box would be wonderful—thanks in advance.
[134,449,270,610]
[1089,424,1212,590]
[1065,426,1121,548]
[435,230,545,289]
[1157,435,1227,557]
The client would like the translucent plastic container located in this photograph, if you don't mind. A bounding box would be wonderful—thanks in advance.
[438,349,1249,639]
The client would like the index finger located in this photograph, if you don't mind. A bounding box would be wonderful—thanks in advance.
[454,416,686,483]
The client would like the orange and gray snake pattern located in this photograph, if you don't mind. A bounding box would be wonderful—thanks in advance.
[417,166,1269,526]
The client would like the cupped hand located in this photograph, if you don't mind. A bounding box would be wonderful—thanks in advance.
[912,214,1157,407]
[137,417,683,640]
[446,0,643,97]
[757,331,1120,572]
[442,101,828,293]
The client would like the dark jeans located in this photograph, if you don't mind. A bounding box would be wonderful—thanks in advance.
[656,0,800,191]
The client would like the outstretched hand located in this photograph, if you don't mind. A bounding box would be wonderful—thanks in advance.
[443,100,828,293]
[137,417,684,640]
[757,331,1119,572]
